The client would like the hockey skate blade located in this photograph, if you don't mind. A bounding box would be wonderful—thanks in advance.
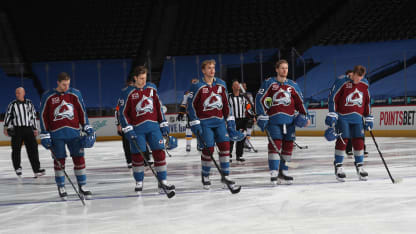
[336,177,346,182]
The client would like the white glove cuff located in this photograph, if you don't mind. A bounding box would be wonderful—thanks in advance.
[226,116,235,122]
[160,121,169,128]
[40,133,50,139]
[327,112,338,119]
[189,120,200,126]
[258,115,269,121]
[122,125,133,133]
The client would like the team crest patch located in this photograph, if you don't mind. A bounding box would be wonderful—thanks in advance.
[132,93,139,99]
[159,139,164,145]
[346,83,352,88]
[272,84,279,90]
[52,97,60,104]
[202,88,209,93]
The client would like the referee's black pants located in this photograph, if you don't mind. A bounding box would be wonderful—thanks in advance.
[11,126,41,173]
[230,118,248,159]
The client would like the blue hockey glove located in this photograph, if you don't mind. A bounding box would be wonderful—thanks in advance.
[324,128,337,141]
[325,112,338,127]
[257,115,269,132]
[166,136,178,150]
[83,125,95,136]
[40,132,52,149]
[122,125,137,141]
[294,114,308,128]
[228,128,245,141]
[160,121,170,136]
[190,120,203,136]
[226,117,236,132]
[364,115,374,131]
[81,132,96,148]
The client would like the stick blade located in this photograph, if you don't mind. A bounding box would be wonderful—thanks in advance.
[167,191,176,198]
[393,178,403,184]
[229,185,242,194]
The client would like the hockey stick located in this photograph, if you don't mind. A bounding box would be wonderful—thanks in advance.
[130,140,175,198]
[197,133,241,194]
[294,141,308,150]
[245,138,258,153]
[265,130,299,168]
[50,149,86,206]
[369,130,402,184]
[163,136,172,157]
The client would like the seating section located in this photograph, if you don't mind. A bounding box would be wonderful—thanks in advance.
[5,0,151,61]
[169,0,340,56]
[319,0,416,45]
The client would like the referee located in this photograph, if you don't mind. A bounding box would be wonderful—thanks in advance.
[228,80,249,162]
[3,87,45,177]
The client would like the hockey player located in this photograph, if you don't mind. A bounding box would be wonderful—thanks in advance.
[187,59,244,190]
[40,72,95,200]
[177,78,199,152]
[325,65,372,182]
[255,60,310,185]
[118,66,174,194]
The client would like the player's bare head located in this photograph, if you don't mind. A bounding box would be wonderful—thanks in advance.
[351,65,366,84]
[232,80,240,92]
[133,66,147,87]
[15,87,25,101]
[345,69,353,77]
[201,59,216,78]
[191,78,199,84]
[57,72,71,92]
[275,59,289,78]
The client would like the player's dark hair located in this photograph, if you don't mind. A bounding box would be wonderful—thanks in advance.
[232,79,240,84]
[57,72,70,82]
[353,65,366,76]
[275,59,288,69]
[132,66,148,77]
[345,70,353,75]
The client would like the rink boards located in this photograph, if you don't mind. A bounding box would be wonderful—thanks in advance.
[0,105,415,146]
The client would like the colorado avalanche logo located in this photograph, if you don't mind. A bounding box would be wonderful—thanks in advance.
[136,95,154,116]
[272,88,291,106]
[345,88,363,107]
[203,92,223,111]
[53,100,74,121]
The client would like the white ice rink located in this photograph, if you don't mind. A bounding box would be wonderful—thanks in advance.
[0,136,415,234]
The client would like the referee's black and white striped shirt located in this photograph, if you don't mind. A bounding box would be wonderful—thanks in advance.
[228,92,248,119]
[4,99,38,130]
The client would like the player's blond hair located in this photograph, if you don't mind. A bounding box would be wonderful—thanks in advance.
[201,59,216,70]
[275,59,288,69]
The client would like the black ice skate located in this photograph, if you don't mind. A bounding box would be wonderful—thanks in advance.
[278,170,293,185]
[79,185,92,200]
[236,157,246,162]
[34,168,46,178]
[15,167,22,177]
[58,186,68,201]
[135,181,143,192]
[158,180,175,194]
[270,170,278,185]
[334,162,346,182]
[201,174,211,190]
[354,162,368,181]
[186,145,191,152]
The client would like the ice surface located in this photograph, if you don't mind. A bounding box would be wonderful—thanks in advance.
[0,136,415,234]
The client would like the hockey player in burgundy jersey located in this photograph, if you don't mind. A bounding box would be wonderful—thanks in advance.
[325,65,372,182]
[118,66,174,194]
[187,59,244,190]
[40,72,95,200]
[255,60,310,185]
